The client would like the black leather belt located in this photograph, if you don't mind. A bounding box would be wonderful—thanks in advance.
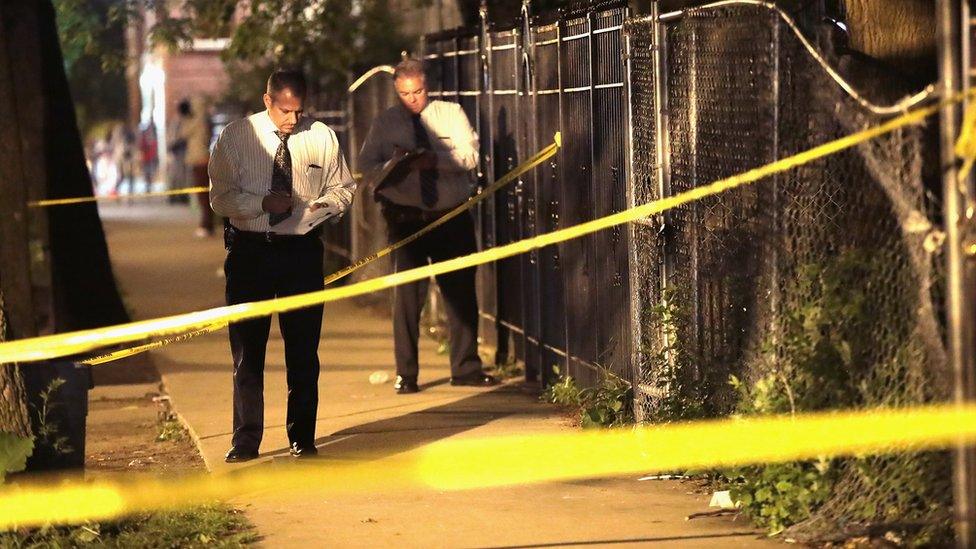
[380,201,455,224]
[232,227,320,243]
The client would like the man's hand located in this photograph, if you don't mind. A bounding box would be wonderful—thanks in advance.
[262,190,292,214]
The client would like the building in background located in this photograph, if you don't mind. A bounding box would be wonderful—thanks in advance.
[126,6,232,191]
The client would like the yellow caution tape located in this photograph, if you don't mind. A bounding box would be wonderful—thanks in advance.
[80,323,227,366]
[28,187,210,208]
[323,133,561,285]
[1,403,974,529]
[0,95,949,365]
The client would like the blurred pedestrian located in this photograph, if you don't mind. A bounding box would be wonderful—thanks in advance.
[139,120,159,190]
[167,99,191,204]
[92,134,117,196]
[111,124,136,196]
[181,97,215,237]
[359,58,497,394]
[209,69,357,462]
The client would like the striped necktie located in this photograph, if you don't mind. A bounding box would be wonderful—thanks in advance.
[270,130,292,226]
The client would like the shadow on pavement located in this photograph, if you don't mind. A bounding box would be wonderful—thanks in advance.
[236,381,552,468]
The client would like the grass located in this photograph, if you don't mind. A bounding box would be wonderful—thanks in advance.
[156,413,188,443]
[0,397,256,547]
[0,504,258,548]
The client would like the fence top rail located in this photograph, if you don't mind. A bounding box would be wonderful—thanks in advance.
[630,0,936,116]
[347,65,394,93]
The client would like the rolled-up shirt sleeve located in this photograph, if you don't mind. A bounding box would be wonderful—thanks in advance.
[434,103,479,173]
[311,127,357,212]
[209,124,266,219]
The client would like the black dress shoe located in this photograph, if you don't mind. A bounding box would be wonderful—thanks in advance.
[289,442,319,459]
[394,375,419,394]
[225,447,259,463]
[450,372,499,387]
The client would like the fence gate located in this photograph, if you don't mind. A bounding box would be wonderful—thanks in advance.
[528,15,566,384]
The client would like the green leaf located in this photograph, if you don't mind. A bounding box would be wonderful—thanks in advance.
[774,480,793,493]
[0,431,34,482]
[755,487,773,502]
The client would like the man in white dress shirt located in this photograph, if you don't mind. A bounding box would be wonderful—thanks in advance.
[360,58,497,394]
[209,69,356,462]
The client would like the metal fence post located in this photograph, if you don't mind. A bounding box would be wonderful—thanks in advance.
[937,0,976,546]
[623,15,657,423]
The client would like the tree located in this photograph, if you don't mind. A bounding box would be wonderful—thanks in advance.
[52,0,128,139]
[0,0,130,464]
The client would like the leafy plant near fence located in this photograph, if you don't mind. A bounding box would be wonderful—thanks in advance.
[636,248,948,542]
[542,366,634,428]
[720,249,950,543]
[643,289,708,423]
[720,251,876,534]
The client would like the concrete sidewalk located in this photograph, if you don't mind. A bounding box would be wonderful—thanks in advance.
[99,202,779,547]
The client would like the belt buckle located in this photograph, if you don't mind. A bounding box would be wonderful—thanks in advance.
[264,231,273,242]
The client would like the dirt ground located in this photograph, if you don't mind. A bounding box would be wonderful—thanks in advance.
[86,387,202,478]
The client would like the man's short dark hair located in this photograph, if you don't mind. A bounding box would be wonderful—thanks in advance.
[393,58,426,82]
[266,69,308,99]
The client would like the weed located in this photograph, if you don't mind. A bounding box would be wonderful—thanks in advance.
[488,355,524,380]
[157,412,188,443]
[542,366,633,428]
[34,377,72,455]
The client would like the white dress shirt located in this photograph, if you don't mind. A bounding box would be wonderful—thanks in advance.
[209,110,357,233]
[359,100,479,211]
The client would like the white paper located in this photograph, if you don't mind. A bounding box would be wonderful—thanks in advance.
[708,490,738,510]
[270,199,340,235]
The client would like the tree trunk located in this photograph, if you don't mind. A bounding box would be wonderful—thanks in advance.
[843,0,935,66]
[0,0,42,438]
[839,0,937,86]
[0,0,131,447]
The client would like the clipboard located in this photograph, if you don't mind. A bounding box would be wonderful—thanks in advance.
[364,148,426,198]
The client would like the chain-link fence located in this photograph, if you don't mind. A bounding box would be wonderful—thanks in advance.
[628,2,951,542]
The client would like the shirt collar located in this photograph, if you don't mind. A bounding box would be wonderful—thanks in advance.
[400,102,431,119]
[256,110,280,135]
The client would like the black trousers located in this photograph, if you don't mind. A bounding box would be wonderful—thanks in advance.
[387,209,482,379]
[224,232,324,451]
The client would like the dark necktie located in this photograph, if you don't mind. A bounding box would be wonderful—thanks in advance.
[411,114,438,208]
[270,130,292,226]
